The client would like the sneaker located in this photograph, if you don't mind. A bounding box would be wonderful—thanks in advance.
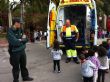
[58,71,61,73]
[23,77,34,81]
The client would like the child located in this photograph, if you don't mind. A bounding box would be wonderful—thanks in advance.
[79,47,88,63]
[92,46,99,57]
[51,40,63,73]
[87,49,100,82]
[81,54,96,82]
[97,46,108,82]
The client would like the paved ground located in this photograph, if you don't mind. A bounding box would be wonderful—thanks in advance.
[0,41,110,82]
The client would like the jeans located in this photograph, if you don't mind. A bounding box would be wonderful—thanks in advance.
[97,69,106,82]
[53,60,60,71]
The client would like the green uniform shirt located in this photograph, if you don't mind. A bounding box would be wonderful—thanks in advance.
[7,27,28,53]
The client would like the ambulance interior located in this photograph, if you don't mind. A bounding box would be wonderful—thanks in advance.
[57,5,90,46]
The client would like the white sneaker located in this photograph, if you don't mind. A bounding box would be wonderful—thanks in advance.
[58,71,61,73]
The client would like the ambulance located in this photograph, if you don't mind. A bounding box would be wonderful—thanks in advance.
[46,0,98,48]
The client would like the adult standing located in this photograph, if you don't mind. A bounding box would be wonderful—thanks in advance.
[34,30,39,42]
[107,16,110,37]
[60,19,79,64]
[7,18,33,82]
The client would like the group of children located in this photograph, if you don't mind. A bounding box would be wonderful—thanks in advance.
[80,46,109,82]
[50,39,110,82]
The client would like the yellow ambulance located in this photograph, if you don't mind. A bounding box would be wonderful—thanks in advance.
[46,0,98,48]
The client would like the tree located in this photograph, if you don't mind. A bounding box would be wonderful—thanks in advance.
[96,0,110,16]
[0,0,8,13]
[23,0,49,30]
[96,0,104,15]
[0,0,8,27]
[103,0,110,16]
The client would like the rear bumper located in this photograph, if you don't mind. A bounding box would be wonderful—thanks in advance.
[59,44,90,49]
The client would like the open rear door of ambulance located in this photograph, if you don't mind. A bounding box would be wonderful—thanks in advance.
[46,1,57,48]
[85,5,91,46]
[85,0,98,46]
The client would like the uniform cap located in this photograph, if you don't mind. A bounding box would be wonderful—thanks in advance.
[12,18,22,24]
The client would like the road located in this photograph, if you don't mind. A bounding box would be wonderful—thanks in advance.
[0,41,110,82]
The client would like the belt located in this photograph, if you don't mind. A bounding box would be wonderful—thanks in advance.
[65,37,72,39]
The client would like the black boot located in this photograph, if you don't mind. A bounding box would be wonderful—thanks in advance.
[65,58,71,63]
[13,80,19,82]
[75,61,80,64]
[23,77,34,81]
[73,57,80,64]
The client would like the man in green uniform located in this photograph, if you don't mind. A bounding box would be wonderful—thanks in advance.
[7,18,33,82]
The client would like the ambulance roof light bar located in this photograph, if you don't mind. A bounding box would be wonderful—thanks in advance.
[61,0,91,3]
